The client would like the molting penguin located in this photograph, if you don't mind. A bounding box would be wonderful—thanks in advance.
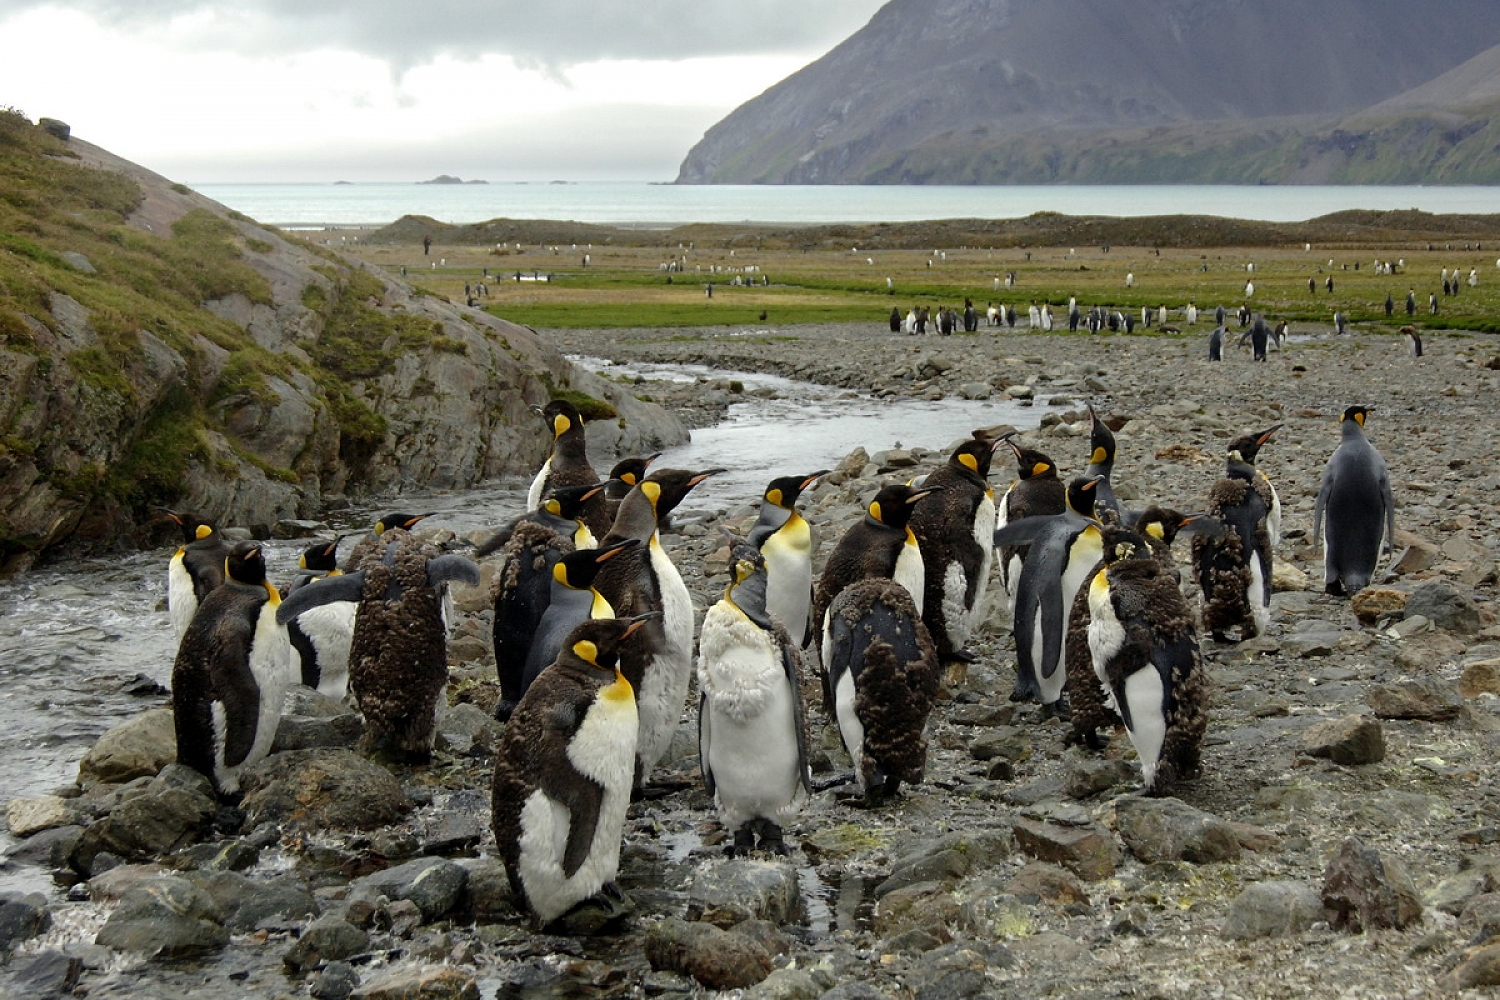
[592,468,723,789]
[1192,426,1280,643]
[1087,524,1207,796]
[748,470,829,647]
[160,509,230,644]
[342,512,434,571]
[993,476,1104,716]
[823,578,940,804]
[172,541,290,797]
[994,437,1066,606]
[697,534,811,853]
[491,613,659,929]
[908,434,1002,664]
[278,527,480,762]
[526,399,609,536]
[284,537,356,700]
[1313,406,1395,596]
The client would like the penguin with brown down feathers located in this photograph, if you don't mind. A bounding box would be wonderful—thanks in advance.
[1192,426,1280,643]
[278,527,480,762]
[823,578,940,804]
[1087,523,1208,796]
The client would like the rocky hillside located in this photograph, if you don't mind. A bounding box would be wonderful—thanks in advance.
[676,0,1500,184]
[0,113,686,574]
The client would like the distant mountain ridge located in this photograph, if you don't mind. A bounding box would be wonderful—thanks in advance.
[677,0,1500,184]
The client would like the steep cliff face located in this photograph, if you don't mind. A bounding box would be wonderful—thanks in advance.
[676,0,1500,184]
[0,115,686,573]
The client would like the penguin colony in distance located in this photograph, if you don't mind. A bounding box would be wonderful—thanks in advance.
[161,508,229,644]
[697,534,811,854]
[1192,426,1280,643]
[172,541,290,796]
[1086,524,1208,796]
[491,614,658,928]
[283,537,355,701]
[747,470,828,647]
[1313,406,1395,596]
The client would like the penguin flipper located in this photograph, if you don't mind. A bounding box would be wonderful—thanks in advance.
[994,514,1064,548]
[428,554,481,589]
[781,637,813,793]
[212,632,264,770]
[698,689,715,798]
[276,571,366,624]
[533,702,606,879]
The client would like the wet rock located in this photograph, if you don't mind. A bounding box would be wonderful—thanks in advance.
[1321,836,1423,932]
[874,881,960,942]
[1461,658,1500,698]
[0,892,50,951]
[309,960,360,1000]
[348,857,467,922]
[1351,587,1407,625]
[1404,580,1483,634]
[283,914,370,973]
[240,749,412,831]
[6,795,76,837]
[741,965,836,1000]
[173,837,261,872]
[69,767,216,874]
[77,708,176,786]
[1221,880,1324,939]
[644,916,774,990]
[1366,676,1463,721]
[1113,797,1242,864]
[350,966,478,1000]
[686,858,802,927]
[877,828,1013,898]
[94,874,228,958]
[1299,715,1386,765]
[419,790,486,856]
[0,950,82,997]
[1063,756,1136,798]
[272,711,364,753]
[189,870,319,932]
[7,824,82,869]
[455,858,514,922]
[958,382,991,400]
[1011,818,1117,881]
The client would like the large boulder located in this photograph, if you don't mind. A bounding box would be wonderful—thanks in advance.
[239,749,411,831]
[77,709,176,786]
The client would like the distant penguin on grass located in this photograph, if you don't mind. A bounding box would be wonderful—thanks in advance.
[1313,406,1395,597]
[491,613,660,930]
[278,528,480,763]
[1208,326,1224,361]
[1192,426,1280,643]
[284,536,355,700]
[172,541,290,797]
[698,534,811,853]
[748,470,829,647]
[160,508,230,644]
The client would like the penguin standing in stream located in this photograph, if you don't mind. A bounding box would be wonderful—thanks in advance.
[284,537,355,700]
[993,476,1105,717]
[491,613,660,930]
[1313,406,1396,596]
[277,528,480,762]
[172,541,291,797]
[698,534,811,854]
[160,509,230,644]
[908,434,1002,665]
[994,437,1066,606]
[823,577,940,804]
[520,537,641,707]
[1087,524,1207,796]
[526,399,610,536]
[592,467,723,789]
[747,470,829,647]
[1192,425,1281,643]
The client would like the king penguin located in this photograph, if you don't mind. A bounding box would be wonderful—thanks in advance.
[1192,425,1280,643]
[592,467,723,790]
[172,540,291,797]
[698,534,811,853]
[277,527,480,762]
[908,434,1002,664]
[747,470,829,647]
[342,512,434,571]
[823,577,941,804]
[161,509,230,644]
[284,536,356,700]
[491,613,660,929]
[1313,406,1396,596]
[1085,404,1122,518]
[993,476,1104,717]
[1087,524,1207,796]
[994,436,1066,606]
[526,399,610,536]
[604,453,661,525]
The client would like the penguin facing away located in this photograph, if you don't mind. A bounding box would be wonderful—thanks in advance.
[172,541,291,797]
[278,527,480,762]
[1401,326,1423,358]
[698,534,811,854]
[160,509,230,644]
[1192,426,1280,643]
[993,476,1105,716]
[491,612,660,929]
[1313,406,1396,597]
[823,577,941,804]
[908,435,1002,664]
[994,436,1066,604]
[748,470,829,648]
[284,536,356,700]
[527,399,610,537]
[1087,524,1207,796]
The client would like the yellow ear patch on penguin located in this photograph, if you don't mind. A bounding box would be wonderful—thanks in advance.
[195,524,214,540]
[543,498,563,515]
[573,639,600,665]
[959,453,979,472]
[640,481,662,505]
[1145,522,1166,540]
[1033,462,1050,476]
[1353,410,1366,426]
[1090,446,1107,465]
[869,500,884,522]
[767,488,784,507]
[553,414,572,437]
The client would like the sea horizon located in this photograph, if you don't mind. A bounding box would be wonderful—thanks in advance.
[192,181,1500,231]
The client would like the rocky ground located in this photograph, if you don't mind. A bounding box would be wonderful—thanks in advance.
[5,321,1500,999]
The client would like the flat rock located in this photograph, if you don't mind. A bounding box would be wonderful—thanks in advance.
[1300,715,1386,765]
[1221,880,1324,939]
[240,749,411,831]
[686,858,803,927]
[1366,676,1463,721]
[94,875,228,959]
[1404,580,1483,634]
[1011,818,1117,881]
[1113,796,1242,864]
[6,795,76,837]
[348,857,467,923]
[351,966,478,1000]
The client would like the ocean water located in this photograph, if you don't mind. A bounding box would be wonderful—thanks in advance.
[192,181,1500,230]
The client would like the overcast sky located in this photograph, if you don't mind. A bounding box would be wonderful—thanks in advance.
[0,0,887,183]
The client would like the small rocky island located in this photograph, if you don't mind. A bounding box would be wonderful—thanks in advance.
[417,175,487,185]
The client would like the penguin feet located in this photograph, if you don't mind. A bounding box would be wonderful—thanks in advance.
[1210,630,1238,644]
[1324,581,1347,597]
[812,772,854,793]
[949,648,979,664]
[551,882,634,936]
[1008,674,1041,704]
[1039,697,1071,722]
[211,804,247,835]
[728,826,757,857]
[493,700,518,723]
[752,818,789,856]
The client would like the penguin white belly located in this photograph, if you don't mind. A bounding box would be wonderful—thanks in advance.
[1250,550,1270,637]
[215,605,291,793]
[761,525,813,639]
[832,669,867,789]
[168,557,196,643]
[1087,578,1126,716]
[635,540,694,779]
[1262,473,1282,546]
[893,541,925,617]
[525,456,552,512]
[1122,666,1167,790]
[295,601,356,700]
[698,618,804,828]
[940,562,972,648]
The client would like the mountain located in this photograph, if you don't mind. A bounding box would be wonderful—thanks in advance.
[676,0,1500,184]
[0,113,684,574]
